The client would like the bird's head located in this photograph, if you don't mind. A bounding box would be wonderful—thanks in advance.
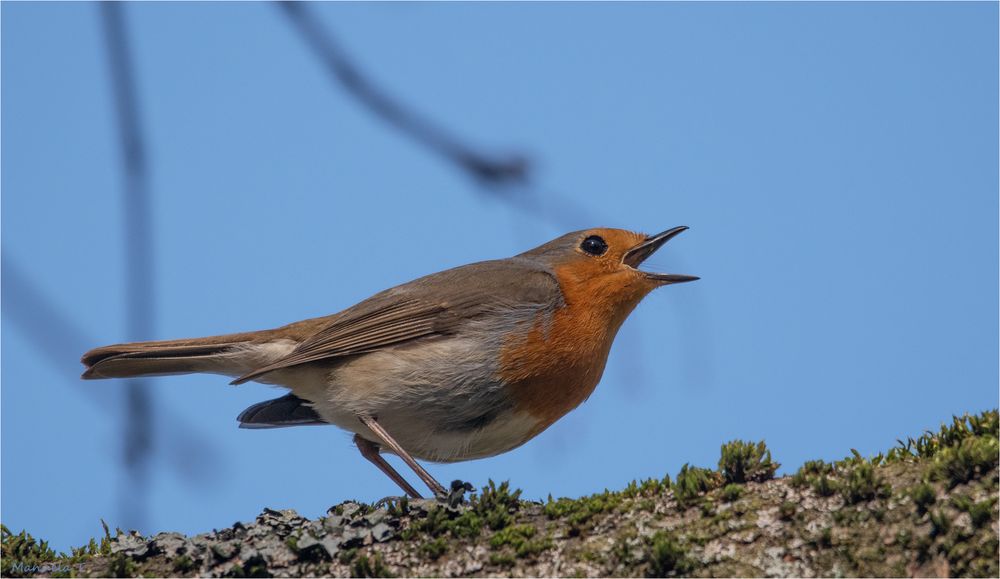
[520,226,698,317]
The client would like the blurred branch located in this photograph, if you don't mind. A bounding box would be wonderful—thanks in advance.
[0,255,224,488]
[277,1,529,186]
[101,1,156,532]
[275,2,599,230]
[101,0,153,342]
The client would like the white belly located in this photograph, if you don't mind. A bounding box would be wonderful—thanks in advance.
[268,337,543,462]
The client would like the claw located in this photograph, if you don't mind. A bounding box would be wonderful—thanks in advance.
[439,479,475,508]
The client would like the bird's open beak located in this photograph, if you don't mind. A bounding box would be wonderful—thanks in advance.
[622,226,699,284]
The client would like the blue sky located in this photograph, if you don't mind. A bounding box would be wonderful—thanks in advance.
[2,2,997,551]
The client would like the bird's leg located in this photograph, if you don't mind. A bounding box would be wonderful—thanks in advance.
[358,415,448,498]
[353,434,423,499]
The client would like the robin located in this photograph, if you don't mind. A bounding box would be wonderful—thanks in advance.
[82,226,697,498]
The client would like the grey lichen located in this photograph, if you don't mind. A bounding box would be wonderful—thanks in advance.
[4,409,997,578]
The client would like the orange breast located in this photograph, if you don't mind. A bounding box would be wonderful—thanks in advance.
[498,261,653,436]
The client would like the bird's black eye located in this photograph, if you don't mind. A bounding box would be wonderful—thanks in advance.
[580,235,608,256]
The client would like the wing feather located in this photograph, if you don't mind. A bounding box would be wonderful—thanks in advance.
[230,257,563,385]
[231,299,447,384]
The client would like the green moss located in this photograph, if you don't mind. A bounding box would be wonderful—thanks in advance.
[934,514,1000,579]
[404,480,524,542]
[489,524,551,558]
[890,410,999,461]
[544,490,622,533]
[489,524,533,548]
[967,500,994,528]
[840,463,890,504]
[719,440,779,484]
[69,523,115,562]
[673,464,722,506]
[950,494,996,529]
[622,476,671,498]
[791,460,834,488]
[811,474,840,497]
[720,484,744,502]
[173,554,195,573]
[696,497,716,518]
[929,509,951,538]
[1,526,57,577]
[450,512,484,539]
[402,504,483,541]
[4,409,993,579]
[1,521,121,577]
[801,459,834,476]
[338,547,358,565]
[968,535,999,576]
[645,531,692,577]
[830,508,852,526]
[107,552,136,577]
[473,480,521,531]
[910,482,937,514]
[488,552,516,567]
[351,553,393,578]
[610,529,638,565]
[835,448,872,471]
[928,436,999,488]
[420,537,448,560]
[790,459,844,497]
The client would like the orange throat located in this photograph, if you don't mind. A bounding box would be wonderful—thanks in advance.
[498,261,656,434]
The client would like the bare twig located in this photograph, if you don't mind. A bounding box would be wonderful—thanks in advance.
[101,2,156,532]
[277,1,528,186]
[0,255,223,488]
[276,1,602,231]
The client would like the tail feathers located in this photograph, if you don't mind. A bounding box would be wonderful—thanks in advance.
[237,393,327,429]
[81,333,276,380]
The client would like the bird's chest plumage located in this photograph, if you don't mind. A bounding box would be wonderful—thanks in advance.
[497,264,649,435]
[498,300,625,434]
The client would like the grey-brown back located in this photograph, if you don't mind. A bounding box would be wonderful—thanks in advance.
[231,256,564,384]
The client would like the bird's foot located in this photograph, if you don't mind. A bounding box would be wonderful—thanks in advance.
[438,479,475,508]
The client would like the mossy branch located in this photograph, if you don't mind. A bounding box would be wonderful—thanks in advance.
[4,410,998,578]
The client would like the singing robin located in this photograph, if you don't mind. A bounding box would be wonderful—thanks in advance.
[81,226,697,498]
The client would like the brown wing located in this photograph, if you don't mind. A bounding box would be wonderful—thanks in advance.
[230,257,562,385]
[230,299,449,384]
